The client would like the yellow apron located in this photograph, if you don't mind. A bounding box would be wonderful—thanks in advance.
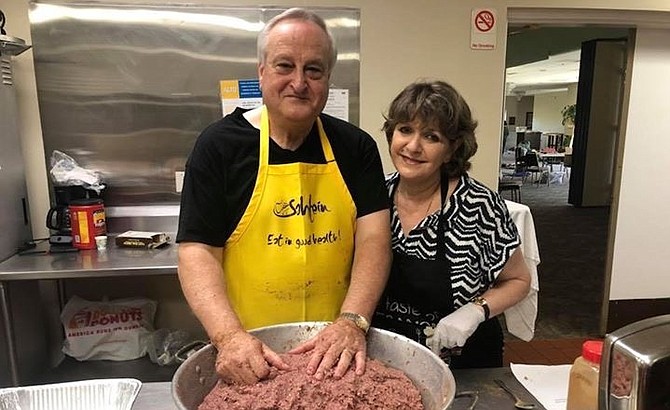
[222,106,356,330]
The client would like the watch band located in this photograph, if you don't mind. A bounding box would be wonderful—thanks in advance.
[339,312,370,334]
[471,296,490,321]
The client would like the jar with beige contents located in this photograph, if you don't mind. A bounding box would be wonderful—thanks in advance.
[566,340,604,410]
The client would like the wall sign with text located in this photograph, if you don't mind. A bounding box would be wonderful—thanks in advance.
[471,8,497,50]
[220,79,349,121]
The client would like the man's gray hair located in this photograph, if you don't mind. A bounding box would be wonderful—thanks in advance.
[257,8,337,72]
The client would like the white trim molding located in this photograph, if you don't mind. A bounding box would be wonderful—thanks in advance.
[509,8,670,29]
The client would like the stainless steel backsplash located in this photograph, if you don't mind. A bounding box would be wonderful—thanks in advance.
[29,2,360,233]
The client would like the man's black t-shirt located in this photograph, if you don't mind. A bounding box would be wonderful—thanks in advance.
[177,108,388,246]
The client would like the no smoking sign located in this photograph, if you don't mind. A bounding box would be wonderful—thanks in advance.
[475,10,495,32]
[471,8,497,50]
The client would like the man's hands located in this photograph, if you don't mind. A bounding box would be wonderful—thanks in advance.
[289,319,367,380]
[213,329,289,385]
[213,320,368,384]
[425,303,485,355]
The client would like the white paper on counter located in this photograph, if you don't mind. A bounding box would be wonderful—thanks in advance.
[510,363,571,410]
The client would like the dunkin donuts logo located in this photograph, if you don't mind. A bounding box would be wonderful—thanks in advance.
[273,194,331,222]
[68,307,144,329]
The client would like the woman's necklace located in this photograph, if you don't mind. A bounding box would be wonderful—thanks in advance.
[397,182,440,217]
[424,189,436,216]
[396,182,440,235]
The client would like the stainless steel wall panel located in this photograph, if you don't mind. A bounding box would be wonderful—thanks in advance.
[29,3,360,233]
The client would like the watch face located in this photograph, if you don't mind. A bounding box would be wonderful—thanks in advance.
[473,297,487,306]
[341,312,369,332]
[471,297,490,320]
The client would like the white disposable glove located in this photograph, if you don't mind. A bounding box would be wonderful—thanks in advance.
[425,303,485,355]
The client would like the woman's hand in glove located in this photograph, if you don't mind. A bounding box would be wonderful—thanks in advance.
[425,302,486,355]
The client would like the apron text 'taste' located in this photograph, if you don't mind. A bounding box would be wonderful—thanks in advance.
[222,107,356,330]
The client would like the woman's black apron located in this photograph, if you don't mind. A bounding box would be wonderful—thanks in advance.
[373,178,503,369]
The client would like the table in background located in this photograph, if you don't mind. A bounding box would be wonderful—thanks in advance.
[538,152,565,172]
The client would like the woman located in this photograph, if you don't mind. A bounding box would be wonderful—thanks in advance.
[373,80,531,369]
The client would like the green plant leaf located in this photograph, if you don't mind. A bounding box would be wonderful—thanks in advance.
[561,104,576,125]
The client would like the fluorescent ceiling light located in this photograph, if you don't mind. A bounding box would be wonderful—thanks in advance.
[30,4,263,31]
[506,49,581,95]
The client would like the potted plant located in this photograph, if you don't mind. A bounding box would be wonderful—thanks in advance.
[561,104,576,126]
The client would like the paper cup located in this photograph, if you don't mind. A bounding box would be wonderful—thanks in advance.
[95,235,108,250]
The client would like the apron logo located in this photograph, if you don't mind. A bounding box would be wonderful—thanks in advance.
[379,298,441,325]
[273,194,331,222]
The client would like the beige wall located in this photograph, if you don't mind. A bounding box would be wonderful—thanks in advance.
[506,95,535,130]
[3,0,670,303]
[533,91,571,134]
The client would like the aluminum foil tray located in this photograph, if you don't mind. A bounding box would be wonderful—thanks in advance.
[0,378,141,410]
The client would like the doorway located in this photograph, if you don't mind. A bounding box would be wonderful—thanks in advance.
[503,17,633,340]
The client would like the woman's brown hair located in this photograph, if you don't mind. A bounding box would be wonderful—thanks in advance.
[383,80,478,177]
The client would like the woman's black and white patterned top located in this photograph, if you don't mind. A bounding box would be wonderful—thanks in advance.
[386,172,521,308]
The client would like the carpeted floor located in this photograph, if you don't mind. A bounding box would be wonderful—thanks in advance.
[502,178,610,340]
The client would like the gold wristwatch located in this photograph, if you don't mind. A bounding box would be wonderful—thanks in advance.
[339,312,370,334]
[471,296,491,320]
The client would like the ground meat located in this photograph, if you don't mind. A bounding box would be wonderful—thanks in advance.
[198,353,424,410]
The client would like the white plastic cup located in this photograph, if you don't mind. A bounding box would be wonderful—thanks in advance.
[95,235,107,250]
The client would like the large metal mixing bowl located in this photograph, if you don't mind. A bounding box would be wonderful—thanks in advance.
[172,322,455,410]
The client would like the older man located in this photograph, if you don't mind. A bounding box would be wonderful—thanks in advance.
[176,8,391,385]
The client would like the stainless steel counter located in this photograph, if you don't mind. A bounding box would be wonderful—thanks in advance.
[0,238,178,280]
[133,367,547,410]
[0,238,178,386]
